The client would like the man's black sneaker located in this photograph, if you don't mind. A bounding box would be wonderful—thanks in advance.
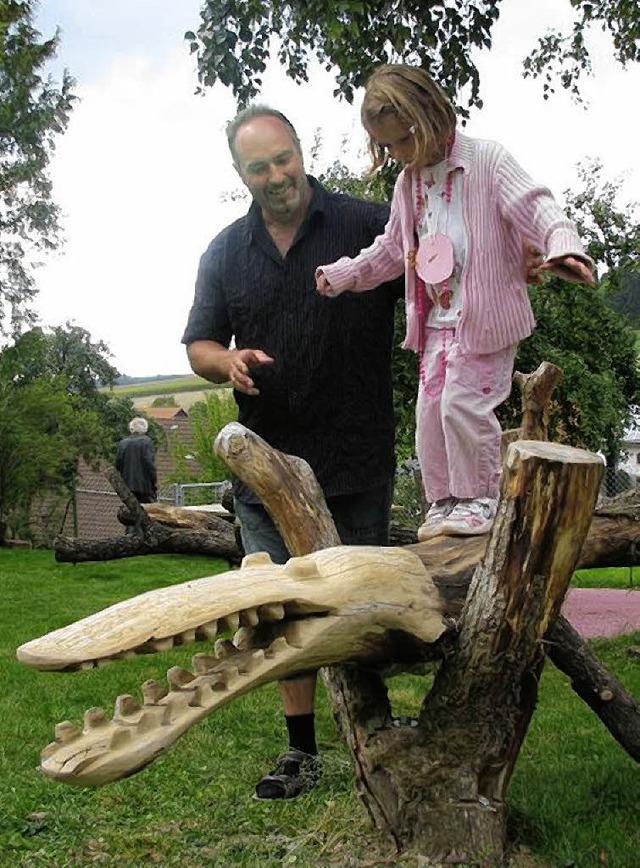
[254,749,322,800]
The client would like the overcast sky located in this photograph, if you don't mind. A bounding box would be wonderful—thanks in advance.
[31,0,639,378]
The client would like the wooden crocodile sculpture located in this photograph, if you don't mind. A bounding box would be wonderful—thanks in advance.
[17,545,447,786]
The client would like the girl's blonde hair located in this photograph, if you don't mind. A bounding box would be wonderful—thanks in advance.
[361,65,457,171]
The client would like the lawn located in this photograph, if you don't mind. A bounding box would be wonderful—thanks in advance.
[1,550,638,866]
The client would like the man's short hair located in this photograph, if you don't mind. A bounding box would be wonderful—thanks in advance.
[129,417,148,434]
[226,104,302,165]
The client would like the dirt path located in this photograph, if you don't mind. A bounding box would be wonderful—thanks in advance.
[562,588,640,638]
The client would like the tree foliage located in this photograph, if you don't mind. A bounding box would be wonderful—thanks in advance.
[0,323,136,541]
[523,0,640,102]
[186,0,500,113]
[167,390,238,488]
[562,159,640,292]
[0,0,76,334]
[187,1,639,109]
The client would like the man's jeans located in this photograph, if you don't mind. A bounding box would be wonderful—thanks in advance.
[234,481,394,564]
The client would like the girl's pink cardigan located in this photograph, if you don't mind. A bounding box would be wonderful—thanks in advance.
[317,131,590,354]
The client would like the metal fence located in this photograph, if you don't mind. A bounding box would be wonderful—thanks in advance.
[164,482,230,507]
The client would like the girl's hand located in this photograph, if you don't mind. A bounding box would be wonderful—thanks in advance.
[316,272,342,297]
[539,255,596,287]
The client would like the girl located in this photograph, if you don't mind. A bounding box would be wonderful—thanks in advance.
[316,64,594,540]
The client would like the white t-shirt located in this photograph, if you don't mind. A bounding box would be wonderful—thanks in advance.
[414,161,467,329]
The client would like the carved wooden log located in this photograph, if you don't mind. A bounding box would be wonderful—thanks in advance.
[215,422,340,555]
[413,533,640,764]
[55,526,241,565]
[501,362,563,459]
[544,615,640,762]
[141,503,234,528]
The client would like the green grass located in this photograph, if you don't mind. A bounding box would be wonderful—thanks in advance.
[1,550,639,866]
[573,566,639,588]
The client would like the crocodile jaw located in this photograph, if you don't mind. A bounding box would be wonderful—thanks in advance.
[39,614,412,786]
[19,546,446,786]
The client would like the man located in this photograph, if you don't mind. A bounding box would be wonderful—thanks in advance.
[115,417,158,506]
[181,105,402,800]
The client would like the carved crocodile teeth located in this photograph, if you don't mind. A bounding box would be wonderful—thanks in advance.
[221,613,240,633]
[213,639,239,659]
[196,620,218,640]
[56,721,81,743]
[258,603,285,621]
[167,667,196,690]
[232,627,253,650]
[192,653,219,674]
[265,636,290,658]
[141,680,168,705]
[113,695,142,720]
[239,608,259,627]
[84,707,108,730]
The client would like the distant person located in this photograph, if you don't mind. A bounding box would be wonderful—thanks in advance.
[115,417,158,505]
[316,64,594,541]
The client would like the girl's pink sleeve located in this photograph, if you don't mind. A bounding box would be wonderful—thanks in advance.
[315,187,407,294]
[496,146,592,267]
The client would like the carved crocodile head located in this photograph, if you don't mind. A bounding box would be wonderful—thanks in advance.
[16,545,446,787]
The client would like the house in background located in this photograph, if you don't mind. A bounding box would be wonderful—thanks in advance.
[145,406,197,489]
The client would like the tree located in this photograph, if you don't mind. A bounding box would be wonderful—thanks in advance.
[0,323,137,541]
[523,0,640,103]
[0,376,76,540]
[563,159,640,292]
[167,390,238,487]
[186,1,640,110]
[0,0,76,334]
[609,271,640,328]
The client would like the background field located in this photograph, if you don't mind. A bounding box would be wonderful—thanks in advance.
[105,375,225,410]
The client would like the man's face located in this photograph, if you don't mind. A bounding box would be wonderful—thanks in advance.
[233,115,310,223]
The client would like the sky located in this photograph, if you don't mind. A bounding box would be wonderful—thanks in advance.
[30,0,640,378]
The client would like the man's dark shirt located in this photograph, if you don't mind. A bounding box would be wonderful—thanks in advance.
[182,177,402,504]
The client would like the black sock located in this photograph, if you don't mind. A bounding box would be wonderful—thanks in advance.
[285,713,317,755]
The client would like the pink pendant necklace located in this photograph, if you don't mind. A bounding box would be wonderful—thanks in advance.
[414,166,454,306]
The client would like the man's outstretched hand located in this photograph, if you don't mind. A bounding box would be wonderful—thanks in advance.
[227,348,274,396]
